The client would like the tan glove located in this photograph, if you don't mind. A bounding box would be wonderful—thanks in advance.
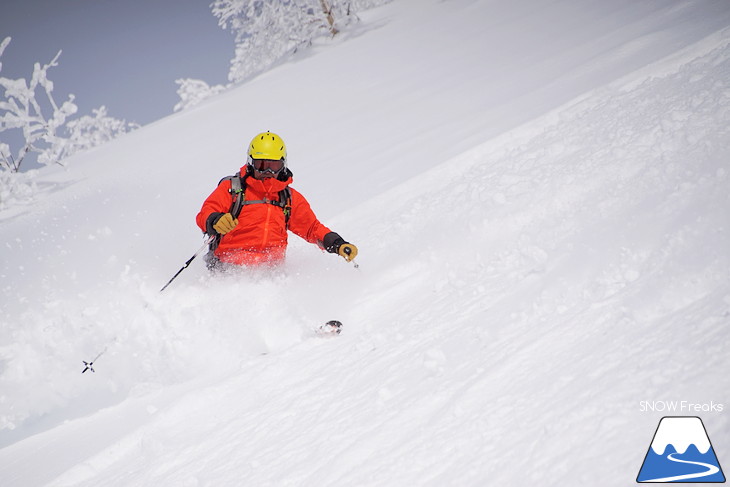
[212,213,238,235]
[338,243,358,262]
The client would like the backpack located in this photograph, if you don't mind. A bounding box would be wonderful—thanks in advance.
[209,173,292,251]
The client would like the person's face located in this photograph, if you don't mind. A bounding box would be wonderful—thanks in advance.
[251,159,285,180]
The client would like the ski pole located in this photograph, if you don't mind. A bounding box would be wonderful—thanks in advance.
[82,346,108,373]
[341,246,359,269]
[160,235,214,292]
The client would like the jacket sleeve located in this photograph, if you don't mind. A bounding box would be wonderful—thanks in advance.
[287,188,332,247]
[196,179,233,234]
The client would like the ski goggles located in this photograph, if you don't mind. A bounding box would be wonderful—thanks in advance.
[250,158,285,174]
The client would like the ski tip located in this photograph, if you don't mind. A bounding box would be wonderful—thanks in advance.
[317,320,343,336]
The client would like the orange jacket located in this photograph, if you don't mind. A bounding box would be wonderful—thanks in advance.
[196,167,332,266]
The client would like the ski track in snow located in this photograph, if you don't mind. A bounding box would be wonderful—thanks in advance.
[2,1,730,485]
[644,452,721,482]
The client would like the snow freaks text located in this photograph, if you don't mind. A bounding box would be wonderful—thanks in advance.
[639,401,725,413]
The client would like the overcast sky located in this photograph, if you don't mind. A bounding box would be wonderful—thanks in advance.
[0,0,233,127]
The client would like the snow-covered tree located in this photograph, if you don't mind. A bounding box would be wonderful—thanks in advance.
[63,106,141,157]
[212,0,326,84]
[0,37,77,171]
[174,78,226,112]
[211,0,392,84]
[172,0,390,111]
[0,37,137,173]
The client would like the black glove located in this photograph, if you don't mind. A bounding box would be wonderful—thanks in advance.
[206,212,238,236]
[323,232,358,262]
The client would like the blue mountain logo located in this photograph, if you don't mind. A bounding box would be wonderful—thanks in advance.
[637,416,726,483]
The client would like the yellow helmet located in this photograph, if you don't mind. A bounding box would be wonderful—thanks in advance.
[247,131,287,161]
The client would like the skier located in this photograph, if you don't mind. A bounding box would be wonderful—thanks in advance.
[196,131,358,270]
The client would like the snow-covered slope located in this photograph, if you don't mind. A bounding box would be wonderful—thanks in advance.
[2,0,730,485]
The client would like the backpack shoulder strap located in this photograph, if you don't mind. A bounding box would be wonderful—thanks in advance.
[280,187,292,228]
[220,173,248,219]
[208,173,247,253]
[239,186,292,227]
[219,173,291,228]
